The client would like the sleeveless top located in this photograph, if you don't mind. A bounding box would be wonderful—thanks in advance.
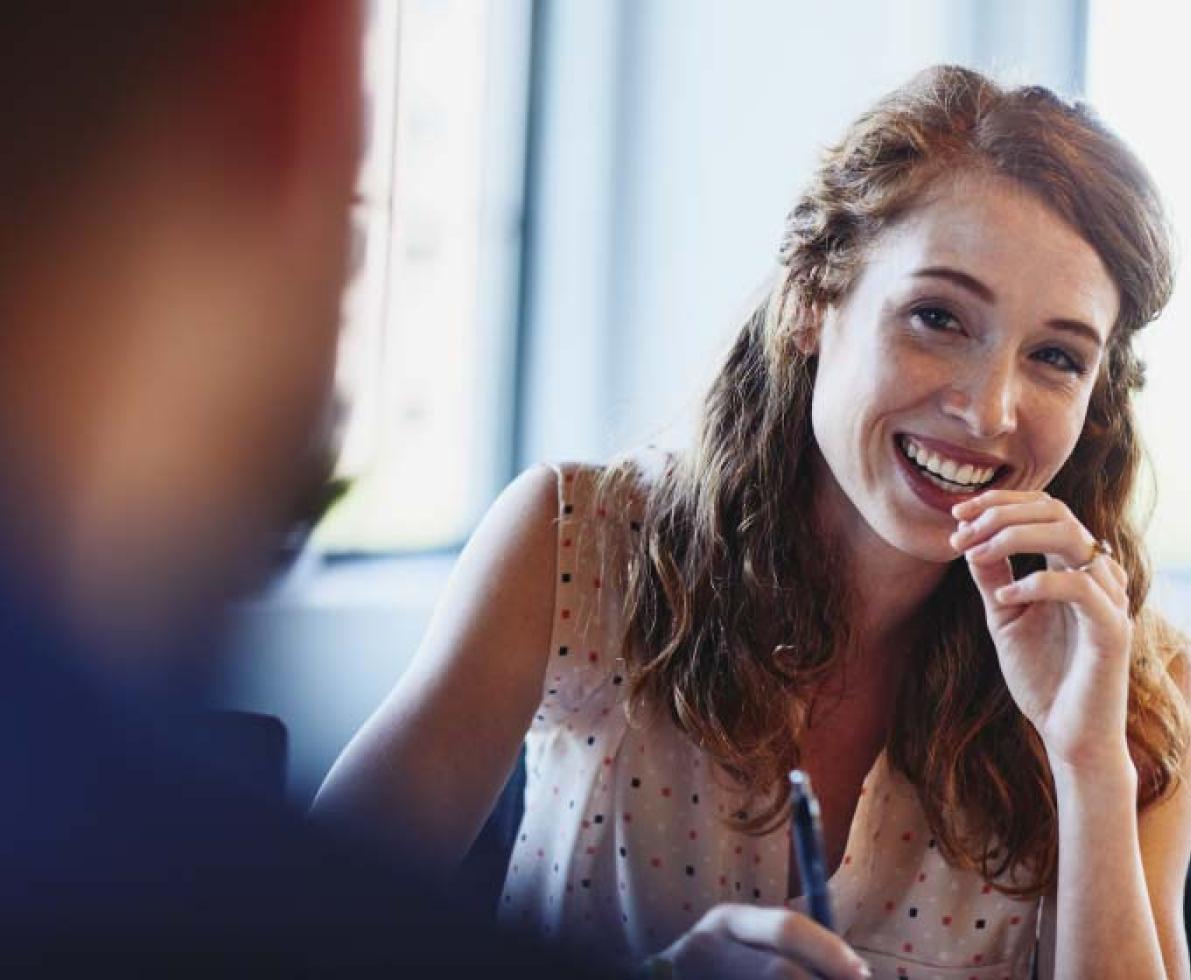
[498,463,1043,979]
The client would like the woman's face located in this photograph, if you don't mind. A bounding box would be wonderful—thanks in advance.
[808,174,1120,565]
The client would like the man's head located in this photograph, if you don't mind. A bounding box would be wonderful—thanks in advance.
[0,3,363,657]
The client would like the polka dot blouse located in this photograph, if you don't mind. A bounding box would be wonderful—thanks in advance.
[498,463,1043,978]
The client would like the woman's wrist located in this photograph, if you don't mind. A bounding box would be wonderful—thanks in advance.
[1047,737,1137,802]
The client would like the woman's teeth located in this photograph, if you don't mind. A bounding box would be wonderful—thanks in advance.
[898,436,999,493]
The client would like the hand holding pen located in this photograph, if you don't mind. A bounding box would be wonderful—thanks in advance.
[638,770,870,979]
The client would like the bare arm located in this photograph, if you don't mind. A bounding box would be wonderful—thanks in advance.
[310,464,561,874]
[1039,653,1191,980]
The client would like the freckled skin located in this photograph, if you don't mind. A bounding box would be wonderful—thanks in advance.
[808,174,1120,568]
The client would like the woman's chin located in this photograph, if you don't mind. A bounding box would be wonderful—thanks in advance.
[884,527,961,567]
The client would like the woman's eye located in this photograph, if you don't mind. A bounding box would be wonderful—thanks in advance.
[911,306,959,332]
[1033,346,1087,376]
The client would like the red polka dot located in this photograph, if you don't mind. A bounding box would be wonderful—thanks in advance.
[982,883,992,894]
[581,820,590,829]
[588,651,599,662]
[753,855,762,865]
[689,830,698,840]
[974,954,984,964]
[593,577,602,589]
[596,507,606,517]
[603,757,613,766]
[719,875,727,887]
[562,538,573,548]
[1010,915,1021,925]
[561,609,571,619]
[917,872,926,882]
[650,857,662,869]
[586,846,596,854]
[884,901,895,912]
[623,813,632,823]
[734,845,743,855]
[901,830,913,841]
[903,943,913,954]
[661,787,671,797]
[942,915,953,926]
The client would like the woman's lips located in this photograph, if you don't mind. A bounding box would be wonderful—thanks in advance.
[892,435,1008,514]
[897,432,1010,471]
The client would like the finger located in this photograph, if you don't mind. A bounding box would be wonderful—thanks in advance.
[961,520,1096,571]
[1083,556,1128,608]
[1105,556,1128,590]
[994,568,1120,625]
[964,550,1016,629]
[951,488,1054,522]
[950,498,1067,552]
[712,905,870,980]
[691,936,815,980]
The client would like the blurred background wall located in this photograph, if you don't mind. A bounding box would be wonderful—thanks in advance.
[217,0,1191,807]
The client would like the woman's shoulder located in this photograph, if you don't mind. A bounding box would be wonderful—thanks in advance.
[552,448,675,524]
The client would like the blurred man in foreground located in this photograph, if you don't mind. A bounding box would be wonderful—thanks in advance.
[0,4,608,974]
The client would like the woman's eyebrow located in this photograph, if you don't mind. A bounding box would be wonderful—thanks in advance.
[912,265,1104,349]
[913,266,996,302]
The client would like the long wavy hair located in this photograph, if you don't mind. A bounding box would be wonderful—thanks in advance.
[603,65,1190,898]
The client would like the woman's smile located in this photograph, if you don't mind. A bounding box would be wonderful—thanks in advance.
[891,433,1011,513]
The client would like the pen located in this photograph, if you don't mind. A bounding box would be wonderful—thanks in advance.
[788,769,836,933]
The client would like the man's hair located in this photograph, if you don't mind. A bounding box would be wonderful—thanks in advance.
[0,5,229,235]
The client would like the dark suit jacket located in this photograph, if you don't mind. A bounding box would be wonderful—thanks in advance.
[0,566,611,977]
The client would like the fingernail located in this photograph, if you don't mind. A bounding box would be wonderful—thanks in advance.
[853,959,873,979]
[995,584,1018,602]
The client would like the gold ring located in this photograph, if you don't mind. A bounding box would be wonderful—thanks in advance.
[1073,537,1112,573]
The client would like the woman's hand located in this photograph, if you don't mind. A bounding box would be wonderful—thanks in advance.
[950,489,1134,772]
[652,903,871,979]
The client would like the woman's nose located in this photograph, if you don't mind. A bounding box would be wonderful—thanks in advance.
[940,357,1019,439]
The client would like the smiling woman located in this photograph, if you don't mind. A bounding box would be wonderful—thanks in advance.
[313,66,1191,980]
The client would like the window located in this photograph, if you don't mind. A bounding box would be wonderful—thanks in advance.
[1086,0,1191,568]
[316,0,533,552]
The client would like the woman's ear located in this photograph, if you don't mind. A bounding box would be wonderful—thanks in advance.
[792,303,827,356]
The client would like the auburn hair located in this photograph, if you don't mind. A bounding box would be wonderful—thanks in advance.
[602,65,1190,897]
